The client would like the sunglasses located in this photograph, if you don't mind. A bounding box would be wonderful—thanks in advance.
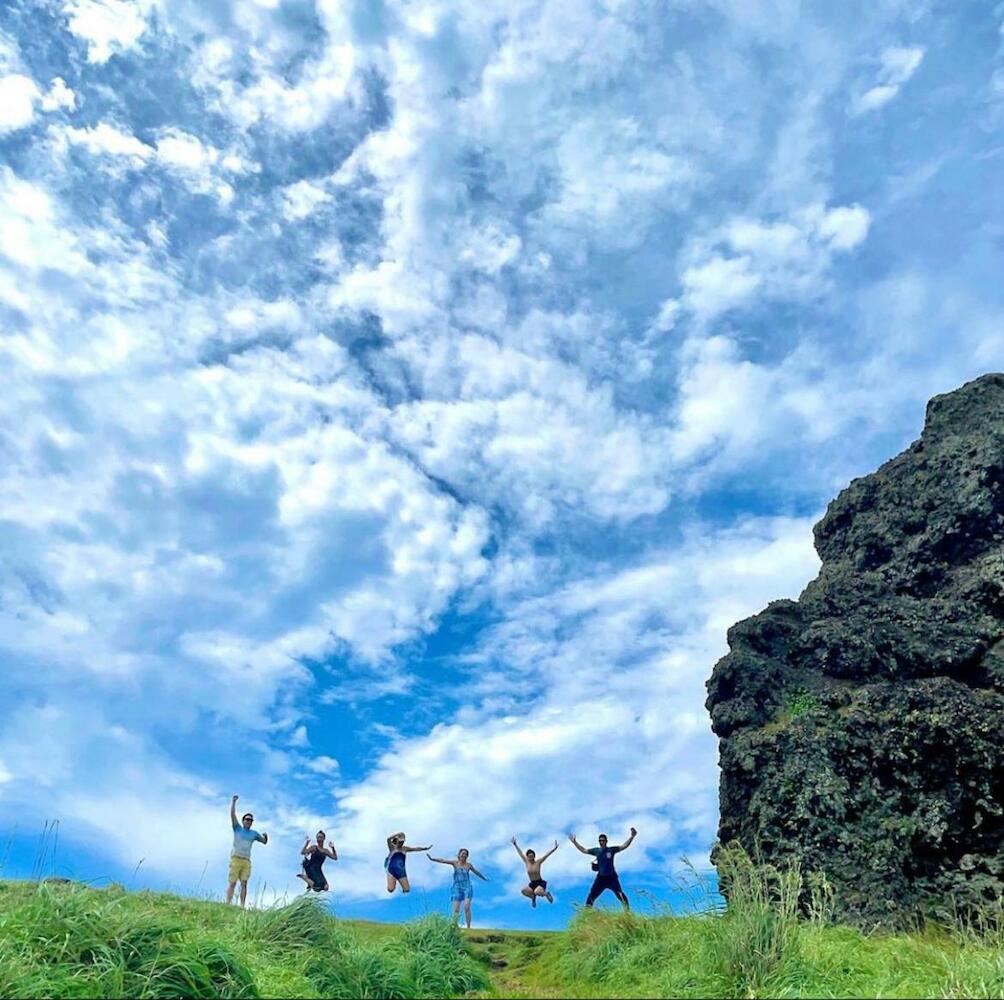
[242,815,254,822]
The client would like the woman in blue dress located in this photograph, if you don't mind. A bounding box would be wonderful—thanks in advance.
[385,831,432,894]
[427,848,488,928]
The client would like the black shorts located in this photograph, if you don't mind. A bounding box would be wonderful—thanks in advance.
[529,878,548,890]
[586,874,623,904]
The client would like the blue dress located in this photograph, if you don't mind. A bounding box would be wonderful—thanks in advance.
[385,849,407,880]
[451,864,473,901]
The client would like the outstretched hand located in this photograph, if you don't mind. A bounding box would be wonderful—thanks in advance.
[630,827,638,837]
[568,833,576,842]
[553,839,559,850]
[511,836,518,846]
[231,794,239,803]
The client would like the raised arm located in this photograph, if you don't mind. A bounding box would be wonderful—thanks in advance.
[300,837,311,856]
[405,844,432,852]
[568,833,591,855]
[230,794,238,827]
[618,827,638,851]
[540,839,560,862]
[511,836,526,863]
[469,864,488,882]
[325,843,338,861]
[427,854,453,865]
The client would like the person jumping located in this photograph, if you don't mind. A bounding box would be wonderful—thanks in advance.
[569,827,637,909]
[511,836,558,907]
[297,830,337,892]
[428,848,488,929]
[226,794,268,907]
[385,832,431,893]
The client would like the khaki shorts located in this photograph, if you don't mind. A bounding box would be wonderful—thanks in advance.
[228,855,252,883]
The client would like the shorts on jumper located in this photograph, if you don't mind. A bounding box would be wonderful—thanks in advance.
[229,855,252,883]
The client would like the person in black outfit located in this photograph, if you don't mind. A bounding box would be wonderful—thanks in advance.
[569,827,637,909]
[298,830,337,891]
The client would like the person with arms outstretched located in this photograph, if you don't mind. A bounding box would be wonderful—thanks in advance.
[511,836,558,907]
[385,832,432,893]
[226,794,268,907]
[569,827,636,909]
[428,848,488,928]
[298,830,337,892]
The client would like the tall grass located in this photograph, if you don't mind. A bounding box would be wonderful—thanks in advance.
[5,859,1004,998]
[0,883,487,999]
[539,845,1004,999]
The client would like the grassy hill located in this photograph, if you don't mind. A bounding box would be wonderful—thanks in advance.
[2,876,1004,998]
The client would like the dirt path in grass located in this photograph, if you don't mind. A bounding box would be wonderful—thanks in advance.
[464,930,625,999]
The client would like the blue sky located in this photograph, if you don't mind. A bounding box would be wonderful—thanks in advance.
[0,0,1002,930]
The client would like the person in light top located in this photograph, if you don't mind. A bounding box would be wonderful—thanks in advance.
[226,794,268,907]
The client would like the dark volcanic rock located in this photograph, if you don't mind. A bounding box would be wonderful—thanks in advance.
[706,374,1004,925]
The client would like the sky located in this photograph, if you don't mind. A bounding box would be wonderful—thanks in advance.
[0,0,1002,930]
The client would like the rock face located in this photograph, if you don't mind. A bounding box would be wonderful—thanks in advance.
[706,374,1004,925]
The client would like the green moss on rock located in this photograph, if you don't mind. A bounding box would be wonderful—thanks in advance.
[707,373,1004,926]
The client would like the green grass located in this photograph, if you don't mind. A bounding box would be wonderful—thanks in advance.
[0,881,488,999]
[512,909,1004,999]
[500,848,1004,999]
[3,864,1004,999]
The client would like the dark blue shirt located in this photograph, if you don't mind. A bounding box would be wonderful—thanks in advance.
[587,845,621,876]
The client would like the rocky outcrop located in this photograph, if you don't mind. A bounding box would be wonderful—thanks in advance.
[706,374,1004,925]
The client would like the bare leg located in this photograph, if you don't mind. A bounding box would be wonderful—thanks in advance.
[452,899,461,925]
[387,873,397,893]
[546,890,554,903]
[239,879,248,908]
[226,881,236,904]
[463,899,472,929]
[399,876,411,894]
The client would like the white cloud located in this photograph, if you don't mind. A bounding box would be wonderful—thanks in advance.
[541,116,699,247]
[62,0,156,64]
[389,335,671,525]
[59,123,237,201]
[154,129,237,202]
[281,179,330,221]
[852,45,925,114]
[155,129,217,173]
[41,77,76,112]
[0,168,90,274]
[0,74,40,132]
[678,203,871,323]
[62,122,153,161]
[306,756,340,775]
[681,254,762,322]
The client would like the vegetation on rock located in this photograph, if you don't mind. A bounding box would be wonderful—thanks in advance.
[707,373,1004,925]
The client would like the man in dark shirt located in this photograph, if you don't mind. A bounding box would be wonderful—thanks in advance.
[569,827,637,909]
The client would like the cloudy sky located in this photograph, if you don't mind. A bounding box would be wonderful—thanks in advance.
[1,0,1002,928]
